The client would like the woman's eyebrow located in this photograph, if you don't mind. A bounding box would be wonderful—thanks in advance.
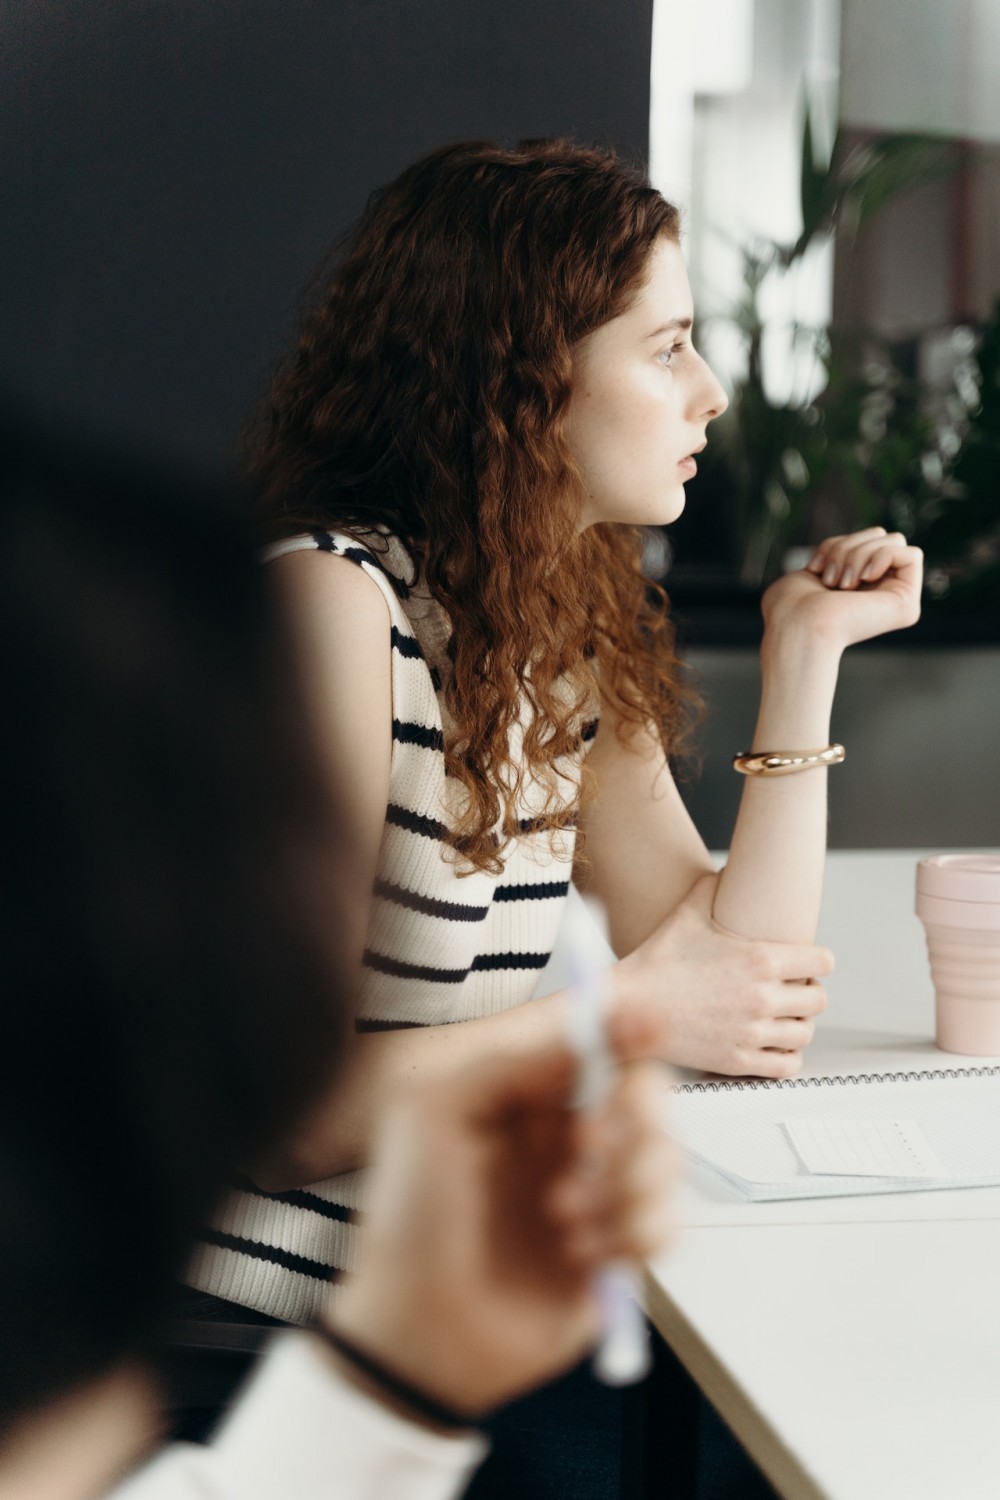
[644,317,693,340]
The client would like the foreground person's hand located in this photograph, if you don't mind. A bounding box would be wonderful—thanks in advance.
[319,1007,674,1421]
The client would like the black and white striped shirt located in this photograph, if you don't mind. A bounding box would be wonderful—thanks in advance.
[185,528,598,1323]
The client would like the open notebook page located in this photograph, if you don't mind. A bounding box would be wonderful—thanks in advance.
[670,1069,1000,1202]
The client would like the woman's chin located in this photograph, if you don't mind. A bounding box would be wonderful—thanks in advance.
[618,489,688,528]
[579,488,687,530]
[645,489,686,527]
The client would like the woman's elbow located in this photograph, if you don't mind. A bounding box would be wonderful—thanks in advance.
[246,1125,365,1192]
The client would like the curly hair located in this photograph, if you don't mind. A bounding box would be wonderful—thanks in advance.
[250,139,693,874]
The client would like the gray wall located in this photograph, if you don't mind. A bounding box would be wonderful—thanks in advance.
[678,647,1000,849]
[2,0,652,468]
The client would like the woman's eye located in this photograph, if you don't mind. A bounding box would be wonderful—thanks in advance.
[655,342,687,368]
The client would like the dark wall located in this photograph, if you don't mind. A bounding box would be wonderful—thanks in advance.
[3,1,652,467]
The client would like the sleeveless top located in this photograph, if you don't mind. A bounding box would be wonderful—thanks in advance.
[184,527,599,1324]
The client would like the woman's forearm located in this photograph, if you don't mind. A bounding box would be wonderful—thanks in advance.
[713,530,923,947]
[712,628,843,944]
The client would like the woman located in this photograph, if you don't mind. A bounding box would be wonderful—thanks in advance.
[184,137,921,1324]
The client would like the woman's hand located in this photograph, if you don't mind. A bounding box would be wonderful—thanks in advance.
[320,1008,674,1421]
[762,527,923,654]
[613,875,832,1078]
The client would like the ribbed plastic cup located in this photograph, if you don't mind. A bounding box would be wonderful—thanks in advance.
[915,855,1000,1056]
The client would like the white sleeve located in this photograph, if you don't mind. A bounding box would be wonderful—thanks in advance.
[109,1332,488,1500]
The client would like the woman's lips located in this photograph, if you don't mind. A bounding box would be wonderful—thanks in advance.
[678,455,698,477]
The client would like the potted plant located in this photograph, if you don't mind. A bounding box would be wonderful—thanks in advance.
[662,104,998,643]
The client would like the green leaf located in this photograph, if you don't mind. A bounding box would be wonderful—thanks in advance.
[839,136,957,243]
[799,102,829,245]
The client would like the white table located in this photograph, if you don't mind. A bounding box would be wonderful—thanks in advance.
[645,850,1000,1500]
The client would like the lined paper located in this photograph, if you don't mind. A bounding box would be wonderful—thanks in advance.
[670,1070,1000,1201]
[782,1118,948,1178]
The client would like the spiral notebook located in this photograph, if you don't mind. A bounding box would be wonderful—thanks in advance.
[671,1066,1000,1202]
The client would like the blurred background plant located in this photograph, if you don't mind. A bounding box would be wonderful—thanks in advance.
[669,100,999,617]
[913,306,1000,610]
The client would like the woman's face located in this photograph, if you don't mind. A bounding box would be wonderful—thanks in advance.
[565,237,728,530]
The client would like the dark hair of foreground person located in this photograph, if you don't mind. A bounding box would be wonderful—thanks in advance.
[0,408,351,1434]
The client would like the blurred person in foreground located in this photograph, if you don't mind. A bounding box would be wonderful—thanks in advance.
[0,409,673,1500]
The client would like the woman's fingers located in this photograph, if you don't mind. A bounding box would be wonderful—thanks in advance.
[873,542,924,588]
[806,526,888,575]
[769,975,828,1016]
[806,528,925,596]
[765,1015,817,1051]
[735,1046,805,1081]
[854,538,915,584]
[808,529,910,588]
[729,1018,816,1078]
[769,944,835,984]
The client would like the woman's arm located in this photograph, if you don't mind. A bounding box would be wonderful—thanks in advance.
[712,528,923,941]
[258,550,579,1183]
[579,527,922,1077]
[576,715,833,1079]
[265,531,920,1178]
[258,549,835,1183]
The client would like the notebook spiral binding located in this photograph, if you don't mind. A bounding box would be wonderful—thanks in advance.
[674,1065,1000,1095]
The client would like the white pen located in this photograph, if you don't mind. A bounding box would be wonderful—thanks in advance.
[566,946,652,1386]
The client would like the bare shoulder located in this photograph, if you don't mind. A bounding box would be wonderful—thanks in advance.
[267,549,394,1036]
[267,549,393,793]
[267,547,394,654]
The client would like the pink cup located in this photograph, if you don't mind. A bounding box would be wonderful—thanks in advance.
[916,855,1000,1056]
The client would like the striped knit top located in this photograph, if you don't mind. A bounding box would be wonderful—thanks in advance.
[185,527,599,1324]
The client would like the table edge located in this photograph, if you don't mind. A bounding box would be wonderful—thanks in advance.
[643,1271,828,1500]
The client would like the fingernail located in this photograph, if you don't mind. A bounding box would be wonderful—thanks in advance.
[840,567,854,588]
[822,564,838,586]
[806,553,823,572]
[860,562,875,581]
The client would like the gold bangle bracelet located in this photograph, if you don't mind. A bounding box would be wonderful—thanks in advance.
[732,744,846,777]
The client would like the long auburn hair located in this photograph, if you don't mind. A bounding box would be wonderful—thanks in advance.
[251,139,693,874]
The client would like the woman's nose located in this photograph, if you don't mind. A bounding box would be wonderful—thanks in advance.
[693,354,729,422]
